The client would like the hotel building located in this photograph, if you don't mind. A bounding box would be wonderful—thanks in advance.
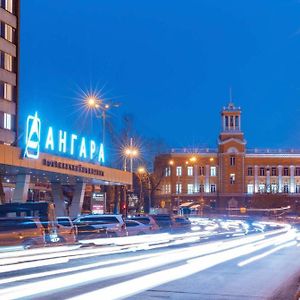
[0,0,132,217]
[0,0,18,145]
[154,102,300,213]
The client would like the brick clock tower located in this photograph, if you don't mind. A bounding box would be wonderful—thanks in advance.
[218,103,246,207]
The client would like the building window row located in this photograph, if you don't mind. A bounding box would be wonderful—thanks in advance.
[166,165,217,177]
[0,21,16,43]
[172,183,217,194]
[247,166,300,177]
[0,0,15,14]
[247,183,300,194]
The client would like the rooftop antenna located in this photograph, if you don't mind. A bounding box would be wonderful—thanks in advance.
[228,87,234,108]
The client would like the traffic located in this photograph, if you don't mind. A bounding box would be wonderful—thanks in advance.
[0,201,296,250]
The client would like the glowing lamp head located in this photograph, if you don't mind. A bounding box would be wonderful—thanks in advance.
[169,160,174,165]
[137,167,146,174]
[132,148,138,157]
[124,148,132,156]
[190,156,197,163]
[87,97,97,107]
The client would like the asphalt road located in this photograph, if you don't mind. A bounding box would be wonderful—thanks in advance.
[0,227,299,300]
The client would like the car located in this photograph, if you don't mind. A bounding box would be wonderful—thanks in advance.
[129,215,160,231]
[125,220,152,236]
[56,217,77,243]
[0,217,45,248]
[73,214,127,237]
[149,214,173,231]
[172,216,192,232]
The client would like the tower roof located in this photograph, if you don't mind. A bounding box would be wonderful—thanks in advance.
[223,102,241,112]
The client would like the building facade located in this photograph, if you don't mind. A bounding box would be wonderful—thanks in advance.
[154,102,300,213]
[0,0,19,145]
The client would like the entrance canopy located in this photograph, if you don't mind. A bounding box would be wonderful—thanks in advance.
[0,145,132,186]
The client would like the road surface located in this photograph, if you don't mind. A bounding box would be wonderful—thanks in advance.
[0,227,299,300]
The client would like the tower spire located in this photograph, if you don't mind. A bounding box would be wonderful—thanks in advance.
[229,87,234,107]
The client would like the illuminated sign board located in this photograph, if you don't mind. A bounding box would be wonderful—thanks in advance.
[24,112,104,164]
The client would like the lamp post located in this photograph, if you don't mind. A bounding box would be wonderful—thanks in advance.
[85,96,119,157]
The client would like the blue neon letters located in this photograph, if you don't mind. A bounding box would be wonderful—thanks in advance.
[25,112,105,164]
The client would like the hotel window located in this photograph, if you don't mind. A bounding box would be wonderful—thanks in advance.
[230,173,235,184]
[4,53,13,71]
[271,167,277,176]
[210,166,216,177]
[5,24,15,43]
[3,112,11,129]
[176,166,182,176]
[230,156,236,166]
[247,184,254,194]
[283,184,289,193]
[296,185,300,193]
[187,166,193,176]
[0,0,14,13]
[259,168,265,176]
[247,167,253,176]
[199,166,205,176]
[259,184,265,193]
[187,184,194,194]
[296,168,300,176]
[4,83,13,101]
[210,184,216,193]
[165,167,171,177]
[175,183,182,194]
[283,167,289,176]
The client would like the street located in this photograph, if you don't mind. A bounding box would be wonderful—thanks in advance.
[0,226,299,300]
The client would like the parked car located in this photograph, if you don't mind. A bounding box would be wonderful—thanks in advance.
[0,217,45,248]
[130,215,160,231]
[73,214,127,237]
[149,214,173,231]
[172,216,192,232]
[125,220,152,236]
[56,217,77,243]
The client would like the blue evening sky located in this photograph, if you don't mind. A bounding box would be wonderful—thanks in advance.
[20,0,300,152]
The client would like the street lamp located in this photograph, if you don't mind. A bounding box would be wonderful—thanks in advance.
[85,95,119,156]
[123,138,139,173]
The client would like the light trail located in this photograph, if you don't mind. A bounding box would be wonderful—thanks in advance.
[0,231,290,300]
[68,231,297,300]
[237,241,297,267]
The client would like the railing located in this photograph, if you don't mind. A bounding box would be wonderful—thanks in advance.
[168,148,300,155]
[170,148,218,154]
[246,148,300,154]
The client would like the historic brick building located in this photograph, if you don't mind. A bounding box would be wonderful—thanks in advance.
[153,102,300,213]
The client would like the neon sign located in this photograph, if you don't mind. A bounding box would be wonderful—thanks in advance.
[24,112,105,164]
